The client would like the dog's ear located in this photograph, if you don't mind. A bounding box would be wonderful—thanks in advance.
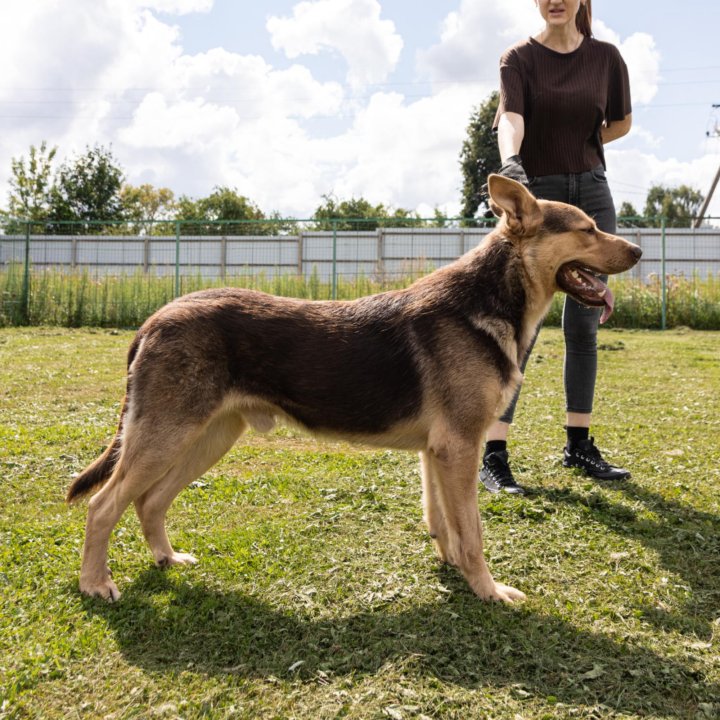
[487,174,542,237]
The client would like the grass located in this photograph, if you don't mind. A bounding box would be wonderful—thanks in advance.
[0,327,719,719]
[2,267,720,329]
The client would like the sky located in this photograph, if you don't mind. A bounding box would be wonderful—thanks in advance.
[0,0,719,221]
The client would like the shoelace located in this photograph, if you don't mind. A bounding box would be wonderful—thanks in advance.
[573,439,611,470]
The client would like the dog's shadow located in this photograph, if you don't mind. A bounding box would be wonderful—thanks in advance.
[83,564,717,716]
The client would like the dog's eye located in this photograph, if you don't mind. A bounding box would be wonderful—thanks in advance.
[584,227,595,234]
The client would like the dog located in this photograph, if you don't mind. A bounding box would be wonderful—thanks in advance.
[66,175,642,603]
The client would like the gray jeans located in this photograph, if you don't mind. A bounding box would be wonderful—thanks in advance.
[499,165,616,423]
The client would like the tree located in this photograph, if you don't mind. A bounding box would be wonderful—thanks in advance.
[643,184,704,228]
[312,194,418,231]
[175,186,276,235]
[48,145,125,233]
[617,201,647,228]
[120,183,176,235]
[429,207,452,228]
[459,91,501,224]
[1,141,57,232]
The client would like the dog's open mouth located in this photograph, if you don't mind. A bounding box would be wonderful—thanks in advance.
[556,263,614,324]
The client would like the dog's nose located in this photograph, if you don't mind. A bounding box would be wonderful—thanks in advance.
[631,244,643,260]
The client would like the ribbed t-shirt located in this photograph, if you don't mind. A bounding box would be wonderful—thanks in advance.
[493,36,631,177]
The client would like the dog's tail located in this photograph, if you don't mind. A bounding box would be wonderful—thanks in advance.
[66,336,140,504]
[65,404,126,503]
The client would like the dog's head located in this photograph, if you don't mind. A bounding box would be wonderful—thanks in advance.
[487,174,642,323]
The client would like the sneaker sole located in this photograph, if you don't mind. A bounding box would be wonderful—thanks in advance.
[563,460,631,481]
[480,475,525,494]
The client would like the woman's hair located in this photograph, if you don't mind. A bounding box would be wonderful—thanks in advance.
[576,0,593,37]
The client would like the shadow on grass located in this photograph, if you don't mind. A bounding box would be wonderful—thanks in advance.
[536,480,720,636]
[81,565,717,717]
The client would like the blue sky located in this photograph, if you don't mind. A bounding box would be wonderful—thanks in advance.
[0,0,718,220]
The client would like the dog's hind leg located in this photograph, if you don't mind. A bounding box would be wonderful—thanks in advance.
[79,418,212,601]
[79,475,132,601]
[133,411,247,569]
[79,454,176,601]
[427,428,526,603]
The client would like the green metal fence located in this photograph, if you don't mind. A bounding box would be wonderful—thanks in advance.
[2,217,720,330]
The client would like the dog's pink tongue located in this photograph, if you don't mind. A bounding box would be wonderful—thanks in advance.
[599,285,615,324]
[576,267,614,324]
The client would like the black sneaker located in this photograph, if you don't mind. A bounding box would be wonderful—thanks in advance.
[480,450,525,495]
[563,437,631,480]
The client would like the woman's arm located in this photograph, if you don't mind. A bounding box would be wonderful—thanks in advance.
[601,113,632,144]
[497,111,525,161]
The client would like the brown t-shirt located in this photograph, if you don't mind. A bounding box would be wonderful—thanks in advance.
[493,36,631,177]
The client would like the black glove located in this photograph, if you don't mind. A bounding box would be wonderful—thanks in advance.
[479,155,528,199]
[478,154,529,218]
[497,154,529,186]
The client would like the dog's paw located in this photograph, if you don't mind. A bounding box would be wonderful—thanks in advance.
[156,551,198,569]
[80,576,121,602]
[489,582,526,604]
[472,578,526,603]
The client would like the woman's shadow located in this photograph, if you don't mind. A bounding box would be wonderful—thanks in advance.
[535,478,720,637]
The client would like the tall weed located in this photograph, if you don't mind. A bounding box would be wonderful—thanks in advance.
[1,267,719,329]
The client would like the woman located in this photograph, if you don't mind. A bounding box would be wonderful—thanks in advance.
[481,0,633,495]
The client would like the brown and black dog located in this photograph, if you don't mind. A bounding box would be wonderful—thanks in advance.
[67,175,641,603]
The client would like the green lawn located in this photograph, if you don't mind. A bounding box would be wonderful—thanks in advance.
[0,327,718,719]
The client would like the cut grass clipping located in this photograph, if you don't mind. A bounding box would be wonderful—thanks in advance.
[0,327,718,719]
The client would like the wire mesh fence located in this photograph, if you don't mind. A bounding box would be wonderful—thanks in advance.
[1,218,719,329]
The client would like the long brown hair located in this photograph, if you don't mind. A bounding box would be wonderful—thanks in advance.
[576,0,593,37]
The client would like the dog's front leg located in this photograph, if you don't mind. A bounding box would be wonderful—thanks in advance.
[426,434,526,603]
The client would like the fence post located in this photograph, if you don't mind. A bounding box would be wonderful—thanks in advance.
[331,220,338,300]
[377,227,385,284]
[661,217,667,330]
[220,234,227,282]
[21,221,31,324]
[175,221,181,298]
[297,230,304,277]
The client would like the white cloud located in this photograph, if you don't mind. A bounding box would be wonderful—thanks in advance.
[628,125,663,150]
[170,49,344,120]
[120,0,213,13]
[619,33,660,106]
[267,0,403,88]
[595,22,660,106]
[317,85,491,216]
[0,1,126,98]
[120,93,238,150]
[418,0,540,84]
